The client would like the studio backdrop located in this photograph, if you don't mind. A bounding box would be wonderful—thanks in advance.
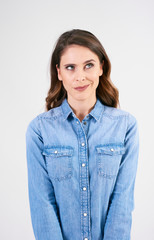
[0,0,154,239]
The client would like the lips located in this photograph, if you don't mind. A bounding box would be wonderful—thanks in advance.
[74,84,89,91]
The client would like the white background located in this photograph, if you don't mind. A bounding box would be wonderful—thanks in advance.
[0,0,154,239]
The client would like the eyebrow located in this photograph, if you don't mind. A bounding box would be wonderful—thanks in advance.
[64,59,96,66]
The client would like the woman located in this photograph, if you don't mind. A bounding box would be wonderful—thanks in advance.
[25,29,139,240]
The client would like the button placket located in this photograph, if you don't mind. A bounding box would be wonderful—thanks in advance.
[75,119,90,239]
[82,141,90,239]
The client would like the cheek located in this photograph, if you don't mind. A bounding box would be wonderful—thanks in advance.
[91,72,100,88]
[62,71,74,81]
[61,77,72,90]
[89,71,100,81]
[62,79,69,88]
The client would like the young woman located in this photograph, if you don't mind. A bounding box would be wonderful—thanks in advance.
[25,29,139,240]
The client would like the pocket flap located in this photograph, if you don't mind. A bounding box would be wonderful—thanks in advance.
[42,146,73,157]
[96,144,125,155]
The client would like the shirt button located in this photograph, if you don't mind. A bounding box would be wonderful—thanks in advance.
[83,121,87,125]
[83,213,87,216]
[76,121,79,124]
[81,143,85,147]
[54,150,58,154]
[82,163,86,167]
[110,148,114,152]
[84,238,88,240]
[83,187,87,191]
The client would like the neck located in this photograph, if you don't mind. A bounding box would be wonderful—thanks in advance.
[67,95,97,122]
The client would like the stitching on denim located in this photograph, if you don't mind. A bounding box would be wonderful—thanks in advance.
[38,111,63,120]
[95,143,124,148]
[44,145,74,150]
[36,116,44,142]
[46,154,73,181]
[52,172,72,182]
[102,112,128,120]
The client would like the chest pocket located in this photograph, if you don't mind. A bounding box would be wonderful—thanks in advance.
[42,146,74,182]
[96,144,125,179]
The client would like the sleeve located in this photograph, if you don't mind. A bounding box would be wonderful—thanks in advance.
[25,116,63,240]
[103,114,139,240]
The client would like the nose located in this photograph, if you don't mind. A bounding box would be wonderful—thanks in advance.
[75,69,85,82]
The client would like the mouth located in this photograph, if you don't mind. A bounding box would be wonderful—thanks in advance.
[74,84,89,91]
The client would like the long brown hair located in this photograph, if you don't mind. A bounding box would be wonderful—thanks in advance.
[45,29,119,111]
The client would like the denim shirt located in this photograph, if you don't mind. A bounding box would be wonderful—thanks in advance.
[25,97,139,240]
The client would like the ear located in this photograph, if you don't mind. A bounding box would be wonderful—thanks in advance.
[56,64,62,81]
[99,63,103,76]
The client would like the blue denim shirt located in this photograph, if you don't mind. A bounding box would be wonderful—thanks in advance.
[25,97,139,240]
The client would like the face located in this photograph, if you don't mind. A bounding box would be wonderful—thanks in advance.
[56,44,103,104]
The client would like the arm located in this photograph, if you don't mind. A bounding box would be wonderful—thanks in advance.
[25,116,63,240]
[103,114,139,240]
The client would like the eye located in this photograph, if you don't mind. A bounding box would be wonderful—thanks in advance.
[65,65,74,70]
[85,63,94,69]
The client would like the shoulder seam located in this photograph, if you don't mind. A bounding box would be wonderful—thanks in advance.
[36,116,43,140]
[103,112,129,119]
[37,111,63,120]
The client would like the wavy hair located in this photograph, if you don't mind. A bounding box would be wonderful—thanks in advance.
[45,29,119,110]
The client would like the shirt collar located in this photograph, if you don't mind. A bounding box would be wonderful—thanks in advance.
[61,97,104,121]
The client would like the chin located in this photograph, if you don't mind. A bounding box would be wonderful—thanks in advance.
[74,94,92,102]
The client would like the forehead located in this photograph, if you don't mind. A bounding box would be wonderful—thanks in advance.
[60,44,99,63]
